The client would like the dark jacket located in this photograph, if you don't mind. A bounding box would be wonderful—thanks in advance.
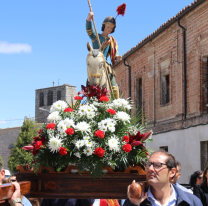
[193,184,208,206]
[124,184,202,206]
[40,199,95,206]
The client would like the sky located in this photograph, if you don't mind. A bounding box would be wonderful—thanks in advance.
[0,0,195,129]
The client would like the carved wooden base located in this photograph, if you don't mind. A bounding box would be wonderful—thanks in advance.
[16,165,146,199]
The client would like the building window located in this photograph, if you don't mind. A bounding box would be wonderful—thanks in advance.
[39,92,44,107]
[160,146,168,152]
[201,141,208,171]
[57,90,61,101]
[136,78,142,111]
[47,91,53,106]
[161,75,170,105]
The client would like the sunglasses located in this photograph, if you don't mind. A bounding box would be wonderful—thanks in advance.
[10,179,17,182]
[198,176,202,179]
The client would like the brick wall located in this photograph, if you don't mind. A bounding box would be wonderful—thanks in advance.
[114,0,208,133]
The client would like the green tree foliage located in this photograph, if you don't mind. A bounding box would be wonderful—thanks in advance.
[0,155,4,168]
[8,118,40,172]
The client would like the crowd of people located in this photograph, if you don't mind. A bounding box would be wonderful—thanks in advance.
[1,151,208,206]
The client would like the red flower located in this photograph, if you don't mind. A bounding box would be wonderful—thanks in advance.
[32,149,39,156]
[35,141,43,150]
[95,130,105,139]
[33,136,39,141]
[37,129,43,135]
[131,141,143,147]
[122,136,129,143]
[40,136,47,144]
[106,109,116,115]
[64,108,73,112]
[123,144,132,153]
[46,123,56,130]
[74,96,83,100]
[59,147,67,156]
[99,96,109,102]
[94,147,105,157]
[65,128,74,135]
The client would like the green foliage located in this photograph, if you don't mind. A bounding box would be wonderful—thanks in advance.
[8,118,40,172]
[0,155,4,168]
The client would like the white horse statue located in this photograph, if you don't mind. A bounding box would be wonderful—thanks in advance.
[86,42,110,91]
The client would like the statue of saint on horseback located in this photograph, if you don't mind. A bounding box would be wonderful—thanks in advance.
[86,1,126,99]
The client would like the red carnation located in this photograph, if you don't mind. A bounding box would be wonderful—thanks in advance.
[59,147,67,156]
[99,96,109,102]
[94,147,105,157]
[74,96,83,100]
[106,109,116,115]
[65,128,74,135]
[122,136,129,143]
[46,123,56,130]
[123,144,132,153]
[95,130,105,139]
[64,108,73,112]
[35,141,43,150]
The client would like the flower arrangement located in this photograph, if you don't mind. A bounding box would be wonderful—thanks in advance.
[23,85,152,177]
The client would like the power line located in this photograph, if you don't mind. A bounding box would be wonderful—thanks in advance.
[0,119,24,122]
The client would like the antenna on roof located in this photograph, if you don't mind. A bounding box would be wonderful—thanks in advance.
[58,78,60,86]
[53,81,55,87]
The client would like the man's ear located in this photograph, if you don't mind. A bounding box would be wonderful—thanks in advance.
[1,170,5,179]
[170,168,177,179]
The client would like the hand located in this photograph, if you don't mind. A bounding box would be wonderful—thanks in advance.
[127,180,147,205]
[87,12,94,21]
[8,182,21,204]
[116,56,122,62]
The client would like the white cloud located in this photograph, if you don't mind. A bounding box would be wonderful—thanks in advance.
[0,119,9,125]
[0,41,32,54]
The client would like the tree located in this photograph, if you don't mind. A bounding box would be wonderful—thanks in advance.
[0,155,4,168]
[8,118,40,172]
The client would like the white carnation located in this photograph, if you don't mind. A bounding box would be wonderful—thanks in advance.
[110,98,132,110]
[108,137,120,152]
[114,111,130,123]
[57,120,67,134]
[75,122,91,133]
[50,100,68,113]
[47,111,62,122]
[98,118,116,132]
[48,136,62,153]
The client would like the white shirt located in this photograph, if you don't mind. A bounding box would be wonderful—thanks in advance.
[147,184,177,206]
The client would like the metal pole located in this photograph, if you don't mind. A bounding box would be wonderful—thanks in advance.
[87,0,113,93]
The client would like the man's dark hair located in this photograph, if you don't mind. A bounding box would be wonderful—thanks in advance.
[0,160,2,171]
[189,170,203,187]
[10,175,16,178]
[176,160,181,173]
[101,24,116,34]
[150,150,177,171]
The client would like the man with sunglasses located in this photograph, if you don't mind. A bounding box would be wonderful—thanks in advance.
[124,150,202,206]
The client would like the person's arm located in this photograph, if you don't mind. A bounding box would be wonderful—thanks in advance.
[79,199,95,206]
[86,12,97,41]
[8,182,22,206]
[193,184,203,200]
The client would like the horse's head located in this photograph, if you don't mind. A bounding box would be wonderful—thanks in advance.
[87,42,106,86]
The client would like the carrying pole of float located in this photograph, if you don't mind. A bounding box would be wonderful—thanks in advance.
[87,0,113,93]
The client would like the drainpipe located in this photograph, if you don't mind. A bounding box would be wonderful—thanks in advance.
[178,19,187,120]
[124,59,131,99]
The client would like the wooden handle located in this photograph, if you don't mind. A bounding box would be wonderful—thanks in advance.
[0,181,31,202]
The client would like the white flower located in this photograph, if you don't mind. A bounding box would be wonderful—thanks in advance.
[64,118,75,128]
[83,136,90,141]
[50,100,68,113]
[110,98,132,110]
[47,111,62,122]
[84,147,93,156]
[75,122,91,133]
[98,118,116,132]
[87,112,95,119]
[108,126,115,132]
[108,137,120,152]
[75,140,85,149]
[114,111,130,123]
[74,152,81,158]
[48,136,62,153]
[57,120,67,134]
[85,141,93,147]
